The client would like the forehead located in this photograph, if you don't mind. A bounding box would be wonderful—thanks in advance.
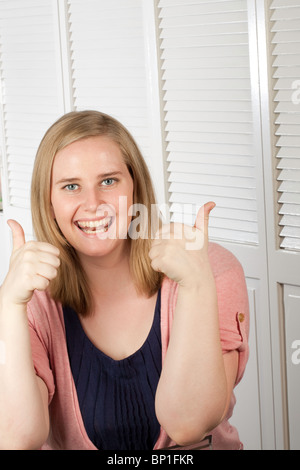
[52,136,127,174]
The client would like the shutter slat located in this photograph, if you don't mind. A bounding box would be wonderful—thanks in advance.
[168,161,255,178]
[278,169,300,182]
[168,171,255,189]
[276,125,300,136]
[278,180,300,193]
[167,141,253,157]
[159,11,248,29]
[167,152,254,165]
[277,158,300,170]
[161,36,249,50]
[280,214,300,228]
[165,110,253,123]
[162,78,251,91]
[169,182,256,201]
[270,0,300,9]
[279,193,300,204]
[169,189,257,210]
[166,131,253,146]
[166,120,253,133]
[162,67,251,80]
[279,204,300,217]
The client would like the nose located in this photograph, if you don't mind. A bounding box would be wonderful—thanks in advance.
[83,187,102,213]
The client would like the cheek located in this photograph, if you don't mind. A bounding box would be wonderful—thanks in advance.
[51,193,63,221]
[115,186,134,237]
[113,183,134,215]
[50,193,72,226]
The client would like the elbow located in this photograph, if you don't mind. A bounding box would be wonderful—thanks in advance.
[156,399,226,447]
[164,428,208,448]
[160,417,222,448]
[0,423,49,450]
[0,434,48,451]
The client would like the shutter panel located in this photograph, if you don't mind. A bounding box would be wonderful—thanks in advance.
[158,0,258,244]
[67,0,153,168]
[0,0,62,211]
[270,0,300,251]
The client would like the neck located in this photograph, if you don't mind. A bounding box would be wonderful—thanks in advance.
[78,241,133,299]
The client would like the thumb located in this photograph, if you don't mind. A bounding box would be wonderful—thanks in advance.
[7,219,26,252]
[194,201,216,233]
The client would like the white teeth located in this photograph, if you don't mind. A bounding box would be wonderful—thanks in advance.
[81,228,107,234]
[76,217,112,233]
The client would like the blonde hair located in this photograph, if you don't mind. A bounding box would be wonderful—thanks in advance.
[31,110,163,315]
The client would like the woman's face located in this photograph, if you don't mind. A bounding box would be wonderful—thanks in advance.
[50,135,134,261]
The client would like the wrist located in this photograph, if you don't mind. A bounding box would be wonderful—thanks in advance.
[179,262,215,290]
[0,288,27,316]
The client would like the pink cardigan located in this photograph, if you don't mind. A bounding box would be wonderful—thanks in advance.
[27,242,249,450]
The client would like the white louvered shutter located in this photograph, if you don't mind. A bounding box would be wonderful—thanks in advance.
[158,0,258,244]
[0,0,63,215]
[67,0,153,169]
[270,0,300,251]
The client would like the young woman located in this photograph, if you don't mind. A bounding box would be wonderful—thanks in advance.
[0,110,249,450]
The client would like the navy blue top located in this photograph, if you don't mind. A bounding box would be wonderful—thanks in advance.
[63,290,162,450]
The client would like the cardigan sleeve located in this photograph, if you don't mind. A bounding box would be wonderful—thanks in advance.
[27,292,56,405]
[208,243,249,385]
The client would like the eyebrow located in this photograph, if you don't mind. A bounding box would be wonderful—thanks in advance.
[54,171,123,185]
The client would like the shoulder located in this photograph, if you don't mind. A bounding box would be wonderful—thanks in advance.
[208,242,244,279]
[208,242,249,339]
[208,242,248,308]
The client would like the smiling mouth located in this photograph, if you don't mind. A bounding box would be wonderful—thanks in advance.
[75,217,113,234]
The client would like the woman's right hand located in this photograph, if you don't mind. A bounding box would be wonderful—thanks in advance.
[2,220,60,306]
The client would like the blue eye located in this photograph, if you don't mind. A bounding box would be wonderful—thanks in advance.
[65,184,79,191]
[102,178,115,186]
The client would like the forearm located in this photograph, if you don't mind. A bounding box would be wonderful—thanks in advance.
[155,267,227,445]
[0,294,49,449]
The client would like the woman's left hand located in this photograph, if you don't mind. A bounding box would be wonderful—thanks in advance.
[149,201,215,287]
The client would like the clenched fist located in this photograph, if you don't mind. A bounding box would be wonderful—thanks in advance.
[2,220,60,306]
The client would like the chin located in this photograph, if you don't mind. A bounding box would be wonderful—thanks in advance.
[77,239,128,260]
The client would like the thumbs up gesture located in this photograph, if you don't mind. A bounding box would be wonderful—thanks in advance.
[149,202,215,287]
[2,220,60,306]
